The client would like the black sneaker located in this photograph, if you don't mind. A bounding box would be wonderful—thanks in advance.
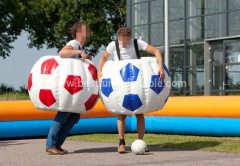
[145,146,150,152]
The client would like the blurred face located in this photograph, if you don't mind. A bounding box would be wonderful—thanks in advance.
[118,35,131,48]
[76,25,90,43]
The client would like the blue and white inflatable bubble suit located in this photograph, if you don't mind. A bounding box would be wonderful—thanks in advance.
[100,57,171,115]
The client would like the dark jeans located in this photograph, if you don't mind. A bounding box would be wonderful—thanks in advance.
[46,111,80,148]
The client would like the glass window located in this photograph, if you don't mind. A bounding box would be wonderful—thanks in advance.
[188,44,204,66]
[150,0,164,23]
[186,17,204,42]
[196,67,205,91]
[169,46,184,68]
[131,2,148,26]
[228,0,240,11]
[133,25,149,42]
[212,65,224,90]
[211,41,224,65]
[170,68,185,94]
[169,0,185,20]
[205,0,226,14]
[210,41,224,91]
[186,0,204,17]
[225,64,240,90]
[205,14,226,39]
[229,11,240,36]
[150,23,164,46]
[169,20,184,44]
[225,40,240,64]
[131,0,149,3]
[187,67,204,95]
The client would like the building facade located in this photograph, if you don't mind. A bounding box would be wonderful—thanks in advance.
[127,0,240,96]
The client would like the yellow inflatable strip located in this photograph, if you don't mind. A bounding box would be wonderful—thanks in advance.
[0,96,240,121]
[0,99,114,121]
[146,96,240,117]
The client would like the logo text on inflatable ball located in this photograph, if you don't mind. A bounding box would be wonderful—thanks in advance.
[64,75,83,95]
[101,78,113,97]
[150,75,165,94]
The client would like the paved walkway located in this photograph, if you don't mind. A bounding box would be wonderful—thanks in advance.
[0,139,240,166]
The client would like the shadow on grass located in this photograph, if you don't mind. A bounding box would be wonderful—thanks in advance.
[149,141,221,151]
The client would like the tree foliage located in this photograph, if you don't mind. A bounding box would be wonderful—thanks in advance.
[0,0,126,58]
[0,0,27,58]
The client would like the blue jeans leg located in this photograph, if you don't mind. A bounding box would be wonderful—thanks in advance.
[57,113,80,147]
[46,111,70,148]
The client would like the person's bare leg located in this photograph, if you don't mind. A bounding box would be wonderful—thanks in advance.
[136,114,149,152]
[117,114,126,153]
[136,114,145,139]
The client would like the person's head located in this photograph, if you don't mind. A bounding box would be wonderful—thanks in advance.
[117,27,131,48]
[71,21,90,43]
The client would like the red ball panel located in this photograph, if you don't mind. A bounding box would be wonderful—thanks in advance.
[39,89,56,107]
[64,75,83,95]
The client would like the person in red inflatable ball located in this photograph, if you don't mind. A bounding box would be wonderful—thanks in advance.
[46,21,91,155]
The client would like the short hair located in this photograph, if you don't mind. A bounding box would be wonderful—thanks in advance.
[71,21,90,39]
[117,27,131,37]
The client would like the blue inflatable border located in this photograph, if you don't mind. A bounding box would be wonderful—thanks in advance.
[2,116,240,139]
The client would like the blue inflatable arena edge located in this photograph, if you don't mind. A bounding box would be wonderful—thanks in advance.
[2,116,240,139]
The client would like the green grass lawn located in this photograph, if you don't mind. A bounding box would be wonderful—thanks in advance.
[0,92,29,101]
[69,133,240,153]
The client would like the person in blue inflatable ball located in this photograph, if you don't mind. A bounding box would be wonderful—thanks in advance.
[98,27,165,153]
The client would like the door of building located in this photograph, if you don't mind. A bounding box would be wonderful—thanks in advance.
[204,38,240,95]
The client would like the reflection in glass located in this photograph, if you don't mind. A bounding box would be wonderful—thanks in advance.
[229,0,240,11]
[225,41,240,64]
[225,64,240,90]
[169,46,184,68]
[186,0,203,17]
[170,69,185,95]
[133,25,149,42]
[205,0,226,14]
[205,14,226,39]
[210,41,224,91]
[150,23,164,46]
[169,21,184,44]
[131,2,148,26]
[229,11,240,36]
[150,0,163,23]
[186,17,204,42]
[169,0,185,20]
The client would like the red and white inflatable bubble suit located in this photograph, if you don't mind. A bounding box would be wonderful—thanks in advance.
[28,56,98,113]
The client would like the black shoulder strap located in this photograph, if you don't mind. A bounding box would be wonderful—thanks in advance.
[134,39,140,59]
[115,40,121,60]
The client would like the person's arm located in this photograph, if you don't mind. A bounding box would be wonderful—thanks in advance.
[145,45,165,80]
[86,55,92,60]
[59,45,88,59]
[98,51,111,80]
